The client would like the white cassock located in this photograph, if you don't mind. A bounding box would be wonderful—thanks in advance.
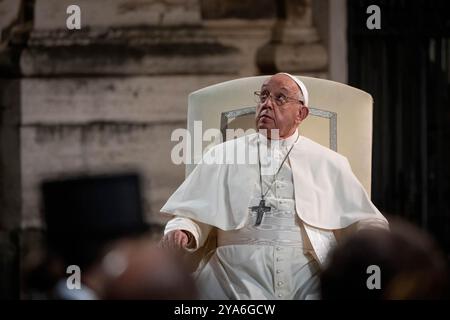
[161,130,388,300]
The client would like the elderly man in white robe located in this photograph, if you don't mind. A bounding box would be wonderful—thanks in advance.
[159,73,389,300]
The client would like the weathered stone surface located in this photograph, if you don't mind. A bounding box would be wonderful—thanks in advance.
[271,25,320,44]
[14,75,232,228]
[27,27,217,47]
[256,0,328,75]
[20,76,231,124]
[34,0,201,30]
[200,0,276,20]
[25,0,241,76]
[20,122,187,228]
[0,0,22,41]
[0,0,25,74]
[20,42,240,76]
[284,0,313,28]
[204,19,274,76]
[257,42,328,73]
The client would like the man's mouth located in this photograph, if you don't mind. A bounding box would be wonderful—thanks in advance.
[258,113,273,120]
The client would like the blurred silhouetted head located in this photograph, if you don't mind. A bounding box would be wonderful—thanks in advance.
[321,219,449,299]
[101,239,197,300]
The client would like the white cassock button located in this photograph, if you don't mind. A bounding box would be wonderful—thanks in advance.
[276,247,282,251]
[276,269,282,274]
[277,281,283,286]
[278,294,283,298]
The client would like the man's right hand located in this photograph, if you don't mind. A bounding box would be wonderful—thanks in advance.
[159,230,193,250]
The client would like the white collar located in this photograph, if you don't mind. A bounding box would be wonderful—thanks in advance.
[280,129,299,147]
[258,129,299,148]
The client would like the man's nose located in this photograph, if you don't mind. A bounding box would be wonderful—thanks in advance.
[261,95,275,109]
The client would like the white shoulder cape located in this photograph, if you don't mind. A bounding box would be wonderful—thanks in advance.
[161,133,387,231]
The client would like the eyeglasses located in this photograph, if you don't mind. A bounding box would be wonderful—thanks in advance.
[254,90,304,106]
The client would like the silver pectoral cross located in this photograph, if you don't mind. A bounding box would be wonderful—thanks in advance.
[250,199,271,226]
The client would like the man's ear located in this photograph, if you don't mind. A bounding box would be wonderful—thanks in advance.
[299,106,309,122]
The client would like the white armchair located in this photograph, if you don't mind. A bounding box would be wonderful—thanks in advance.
[187,75,374,195]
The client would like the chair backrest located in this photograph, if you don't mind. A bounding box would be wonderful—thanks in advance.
[187,76,374,195]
